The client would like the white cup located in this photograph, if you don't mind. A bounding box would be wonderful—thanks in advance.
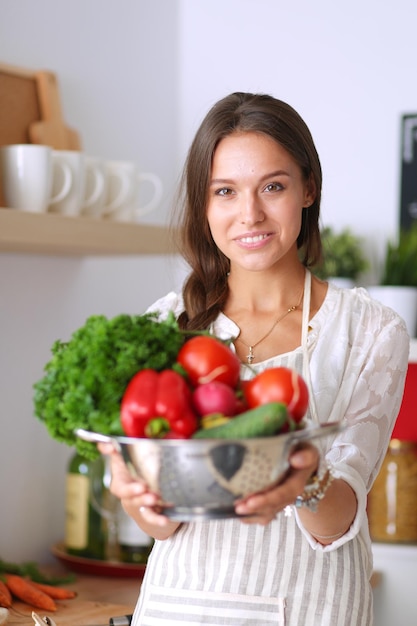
[102,160,163,222]
[0,144,71,213]
[49,150,105,217]
[80,156,107,218]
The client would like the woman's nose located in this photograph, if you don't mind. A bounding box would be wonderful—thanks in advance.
[239,193,265,225]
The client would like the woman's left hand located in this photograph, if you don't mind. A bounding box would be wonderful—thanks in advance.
[234,444,319,524]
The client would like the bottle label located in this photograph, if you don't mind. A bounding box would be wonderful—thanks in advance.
[117,506,152,547]
[65,473,89,549]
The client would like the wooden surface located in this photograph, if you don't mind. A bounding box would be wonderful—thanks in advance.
[29,71,82,150]
[0,64,81,151]
[0,63,41,206]
[7,572,140,625]
[0,207,177,256]
[0,63,40,148]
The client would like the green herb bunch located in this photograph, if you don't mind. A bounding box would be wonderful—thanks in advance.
[33,311,185,458]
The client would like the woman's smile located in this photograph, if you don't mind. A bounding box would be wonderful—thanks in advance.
[234,231,273,247]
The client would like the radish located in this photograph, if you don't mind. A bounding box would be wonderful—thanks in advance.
[192,381,240,417]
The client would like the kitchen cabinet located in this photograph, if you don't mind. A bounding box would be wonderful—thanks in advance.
[0,207,177,255]
[372,542,417,626]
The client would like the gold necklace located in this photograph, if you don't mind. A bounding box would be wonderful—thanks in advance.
[236,288,304,364]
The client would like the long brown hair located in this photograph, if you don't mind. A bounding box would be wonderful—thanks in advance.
[172,92,323,330]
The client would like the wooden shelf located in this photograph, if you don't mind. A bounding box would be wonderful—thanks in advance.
[0,207,177,255]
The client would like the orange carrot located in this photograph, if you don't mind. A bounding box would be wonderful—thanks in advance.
[5,574,57,611]
[0,580,12,608]
[29,580,76,600]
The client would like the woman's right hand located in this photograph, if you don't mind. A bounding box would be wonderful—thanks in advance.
[98,443,181,540]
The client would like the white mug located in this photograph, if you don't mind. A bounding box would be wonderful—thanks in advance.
[0,144,71,213]
[102,160,163,222]
[81,156,107,218]
[49,150,105,217]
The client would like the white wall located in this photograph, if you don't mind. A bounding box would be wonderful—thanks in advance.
[177,0,417,275]
[0,0,183,564]
[1,0,416,571]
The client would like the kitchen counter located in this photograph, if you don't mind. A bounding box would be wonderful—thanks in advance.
[7,571,141,625]
[7,566,381,625]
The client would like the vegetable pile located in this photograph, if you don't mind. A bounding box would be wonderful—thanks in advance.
[0,559,76,613]
[34,312,309,456]
[122,333,309,440]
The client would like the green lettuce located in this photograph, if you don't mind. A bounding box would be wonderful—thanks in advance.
[33,311,184,458]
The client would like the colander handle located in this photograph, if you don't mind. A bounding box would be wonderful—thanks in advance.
[74,428,122,452]
[288,421,345,446]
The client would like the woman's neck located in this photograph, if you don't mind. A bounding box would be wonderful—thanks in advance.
[226,264,307,314]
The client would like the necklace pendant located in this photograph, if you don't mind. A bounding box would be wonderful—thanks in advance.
[247,346,254,364]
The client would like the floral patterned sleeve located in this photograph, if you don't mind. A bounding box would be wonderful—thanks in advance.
[145,291,185,318]
[297,289,410,551]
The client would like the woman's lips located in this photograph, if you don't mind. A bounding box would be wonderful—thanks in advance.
[235,232,273,247]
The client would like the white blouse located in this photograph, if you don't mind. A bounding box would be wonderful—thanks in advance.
[132,279,409,626]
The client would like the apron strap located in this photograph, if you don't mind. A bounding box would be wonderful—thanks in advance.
[301,270,320,424]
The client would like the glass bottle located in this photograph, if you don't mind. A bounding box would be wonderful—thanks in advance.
[117,504,154,564]
[65,451,107,559]
[368,439,417,543]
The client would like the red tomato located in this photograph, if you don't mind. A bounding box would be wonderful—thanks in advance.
[244,366,309,422]
[177,335,240,388]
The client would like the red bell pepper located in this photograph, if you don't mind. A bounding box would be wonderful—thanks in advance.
[120,368,198,438]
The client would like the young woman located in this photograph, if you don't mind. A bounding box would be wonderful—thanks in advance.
[101,93,409,625]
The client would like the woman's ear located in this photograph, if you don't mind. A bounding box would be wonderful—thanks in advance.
[304,174,316,207]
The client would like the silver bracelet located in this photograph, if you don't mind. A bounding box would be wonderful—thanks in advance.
[295,465,334,512]
[312,529,345,540]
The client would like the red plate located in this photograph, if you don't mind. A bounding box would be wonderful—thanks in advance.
[51,542,147,578]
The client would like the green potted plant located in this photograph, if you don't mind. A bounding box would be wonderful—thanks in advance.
[380,225,417,287]
[315,226,369,287]
[367,224,417,337]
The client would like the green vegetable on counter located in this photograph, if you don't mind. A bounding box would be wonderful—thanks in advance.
[0,558,75,585]
[33,311,185,458]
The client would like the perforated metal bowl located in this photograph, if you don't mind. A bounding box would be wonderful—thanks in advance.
[76,422,342,521]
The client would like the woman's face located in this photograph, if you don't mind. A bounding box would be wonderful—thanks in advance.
[206,131,315,273]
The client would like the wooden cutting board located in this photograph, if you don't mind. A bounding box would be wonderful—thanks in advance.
[7,571,138,625]
[28,71,82,150]
[8,599,134,625]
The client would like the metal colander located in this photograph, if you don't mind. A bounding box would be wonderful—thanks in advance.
[76,422,342,521]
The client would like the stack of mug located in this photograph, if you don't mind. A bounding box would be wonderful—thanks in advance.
[0,144,163,222]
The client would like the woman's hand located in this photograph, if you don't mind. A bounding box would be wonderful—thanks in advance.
[98,443,181,540]
[234,442,357,544]
[234,444,319,524]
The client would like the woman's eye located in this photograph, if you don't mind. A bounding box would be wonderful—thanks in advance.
[215,187,233,196]
[264,182,282,192]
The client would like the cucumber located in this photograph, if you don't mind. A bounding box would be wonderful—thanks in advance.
[192,402,288,439]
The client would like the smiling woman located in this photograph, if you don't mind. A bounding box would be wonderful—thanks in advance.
[102,92,409,626]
